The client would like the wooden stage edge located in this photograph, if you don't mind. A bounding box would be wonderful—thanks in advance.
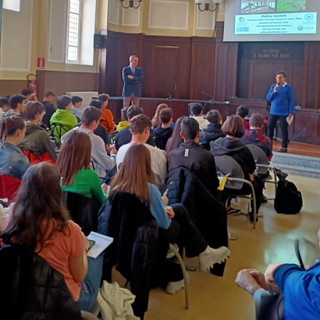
[272,140,320,158]
[108,97,320,148]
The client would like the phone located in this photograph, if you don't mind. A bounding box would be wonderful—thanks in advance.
[88,240,95,251]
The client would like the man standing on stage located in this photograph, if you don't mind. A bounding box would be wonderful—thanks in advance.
[122,55,144,108]
[266,71,294,153]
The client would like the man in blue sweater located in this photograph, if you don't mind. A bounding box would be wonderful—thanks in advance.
[266,71,295,153]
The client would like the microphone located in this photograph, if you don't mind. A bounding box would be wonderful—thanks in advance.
[201,91,215,103]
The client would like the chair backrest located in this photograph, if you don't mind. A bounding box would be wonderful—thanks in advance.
[50,122,71,147]
[0,174,21,206]
[214,155,244,190]
[62,191,100,236]
[246,144,269,175]
[0,244,81,320]
[21,146,56,165]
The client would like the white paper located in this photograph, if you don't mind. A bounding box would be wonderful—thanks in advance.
[287,115,294,125]
[87,231,113,258]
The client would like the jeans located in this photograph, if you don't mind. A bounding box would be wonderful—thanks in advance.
[267,114,288,148]
[76,255,104,312]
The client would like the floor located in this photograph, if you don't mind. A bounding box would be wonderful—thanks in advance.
[112,143,320,320]
[141,175,320,320]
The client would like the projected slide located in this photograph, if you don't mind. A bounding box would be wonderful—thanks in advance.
[224,0,320,42]
[235,1,316,35]
[235,12,317,35]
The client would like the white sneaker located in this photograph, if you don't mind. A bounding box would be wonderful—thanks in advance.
[165,272,190,295]
[199,246,231,272]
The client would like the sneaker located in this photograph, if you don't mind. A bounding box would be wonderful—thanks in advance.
[199,246,231,272]
[278,147,287,153]
[165,272,190,295]
[226,208,242,215]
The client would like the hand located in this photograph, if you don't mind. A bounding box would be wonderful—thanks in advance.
[235,269,262,295]
[162,195,169,205]
[264,263,283,286]
[101,183,108,192]
[128,75,134,79]
[249,174,255,182]
[110,148,117,155]
[246,269,269,291]
[273,85,279,92]
[165,206,175,219]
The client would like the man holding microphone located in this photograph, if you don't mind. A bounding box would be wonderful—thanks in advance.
[266,71,295,153]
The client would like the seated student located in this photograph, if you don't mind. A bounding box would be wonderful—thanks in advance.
[70,96,83,123]
[190,103,209,131]
[199,109,225,150]
[116,108,130,132]
[168,117,219,196]
[0,116,30,180]
[117,114,167,189]
[236,105,250,130]
[241,113,273,161]
[21,89,37,102]
[210,115,263,222]
[20,101,57,163]
[0,97,10,121]
[235,227,320,320]
[89,99,109,146]
[42,91,56,129]
[98,93,116,134]
[0,163,103,312]
[4,94,26,118]
[57,131,106,206]
[153,108,173,151]
[151,103,169,129]
[165,116,186,154]
[110,144,230,280]
[50,95,78,146]
[115,105,154,151]
[62,106,116,179]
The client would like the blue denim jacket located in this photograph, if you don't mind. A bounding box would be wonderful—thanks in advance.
[0,142,30,180]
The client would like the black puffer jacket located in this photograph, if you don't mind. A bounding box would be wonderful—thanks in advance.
[98,191,159,318]
[0,245,81,320]
[199,123,225,150]
[166,167,228,259]
[210,137,256,180]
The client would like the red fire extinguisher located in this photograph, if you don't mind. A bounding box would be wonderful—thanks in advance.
[27,73,37,96]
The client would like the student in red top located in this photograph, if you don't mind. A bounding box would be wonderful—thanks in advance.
[98,93,116,134]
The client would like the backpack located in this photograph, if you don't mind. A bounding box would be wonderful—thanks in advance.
[274,178,303,214]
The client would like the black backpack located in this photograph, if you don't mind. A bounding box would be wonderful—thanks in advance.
[274,178,303,214]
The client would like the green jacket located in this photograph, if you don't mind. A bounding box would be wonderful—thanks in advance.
[50,109,77,146]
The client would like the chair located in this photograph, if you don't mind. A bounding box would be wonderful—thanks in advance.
[0,174,21,206]
[98,191,189,319]
[0,244,82,320]
[62,191,101,236]
[50,122,71,147]
[81,311,99,320]
[20,146,56,165]
[214,155,258,229]
[246,144,277,199]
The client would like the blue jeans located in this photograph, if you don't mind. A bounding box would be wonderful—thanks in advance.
[76,255,103,312]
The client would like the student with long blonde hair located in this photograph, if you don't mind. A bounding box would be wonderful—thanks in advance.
[110,144,230,293]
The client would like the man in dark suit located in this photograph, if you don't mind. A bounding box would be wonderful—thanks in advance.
[122,55,144,108]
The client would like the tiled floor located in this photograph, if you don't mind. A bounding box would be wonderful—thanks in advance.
[139,174,320,320]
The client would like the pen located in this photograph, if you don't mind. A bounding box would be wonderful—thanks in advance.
[101,176,109,185]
